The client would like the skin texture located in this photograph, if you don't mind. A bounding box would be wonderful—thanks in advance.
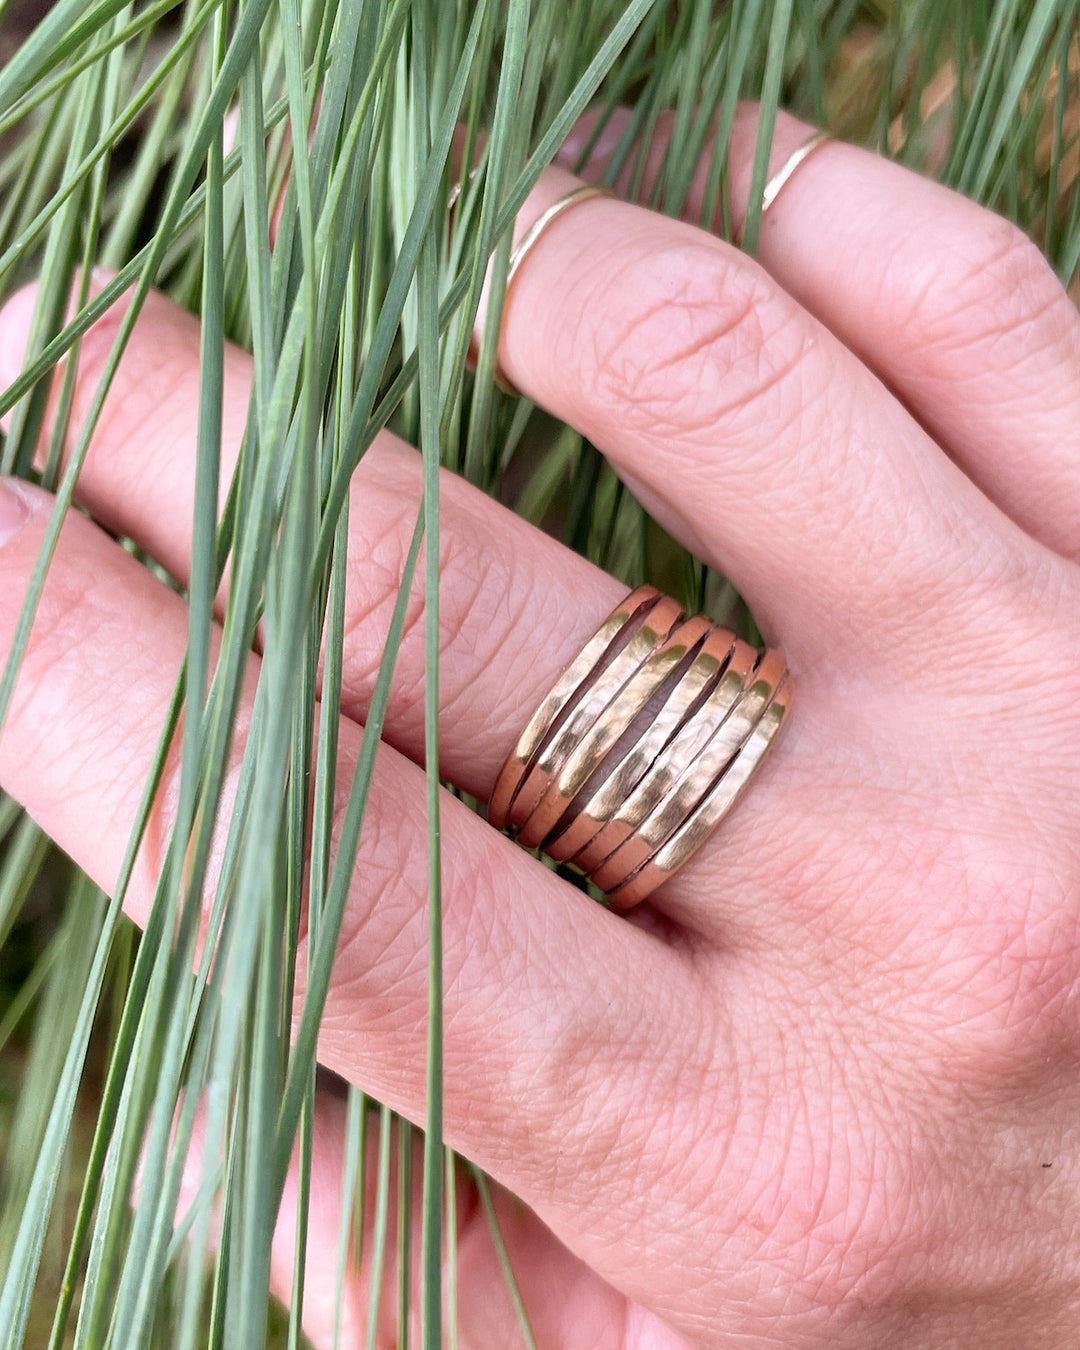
[2,104,1080,1346]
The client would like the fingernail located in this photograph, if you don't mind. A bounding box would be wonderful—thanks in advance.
[0,479,29,547]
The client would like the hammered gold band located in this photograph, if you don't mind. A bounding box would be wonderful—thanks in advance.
[489,587,791,908]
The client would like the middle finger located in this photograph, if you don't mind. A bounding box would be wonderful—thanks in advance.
[491,166,1046,682]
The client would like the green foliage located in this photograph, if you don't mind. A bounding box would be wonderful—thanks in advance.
[0,0,1077,1344]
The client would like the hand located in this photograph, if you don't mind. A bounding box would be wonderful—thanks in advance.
[2,104,1079,1348]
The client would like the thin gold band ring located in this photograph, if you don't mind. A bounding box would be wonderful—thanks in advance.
[491,183,616,395]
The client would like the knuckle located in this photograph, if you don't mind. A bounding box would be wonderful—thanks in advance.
[726,1048,923,1320]
[524,962,716,1194]
[906,214,1069,355]
[921,845,1080,1071]
[965,215,1058,300]
[585,238,812,444]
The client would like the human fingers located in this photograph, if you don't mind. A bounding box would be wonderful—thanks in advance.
[0,282,625,798]
[0,276,823,945]
[176,1086,677,1350]
[487,164,1055,686]
[0,480,714,1294]
[566,105,1080,563]
[0,279,826,946]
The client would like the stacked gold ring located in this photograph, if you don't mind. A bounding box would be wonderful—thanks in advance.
[489,587,792,909]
